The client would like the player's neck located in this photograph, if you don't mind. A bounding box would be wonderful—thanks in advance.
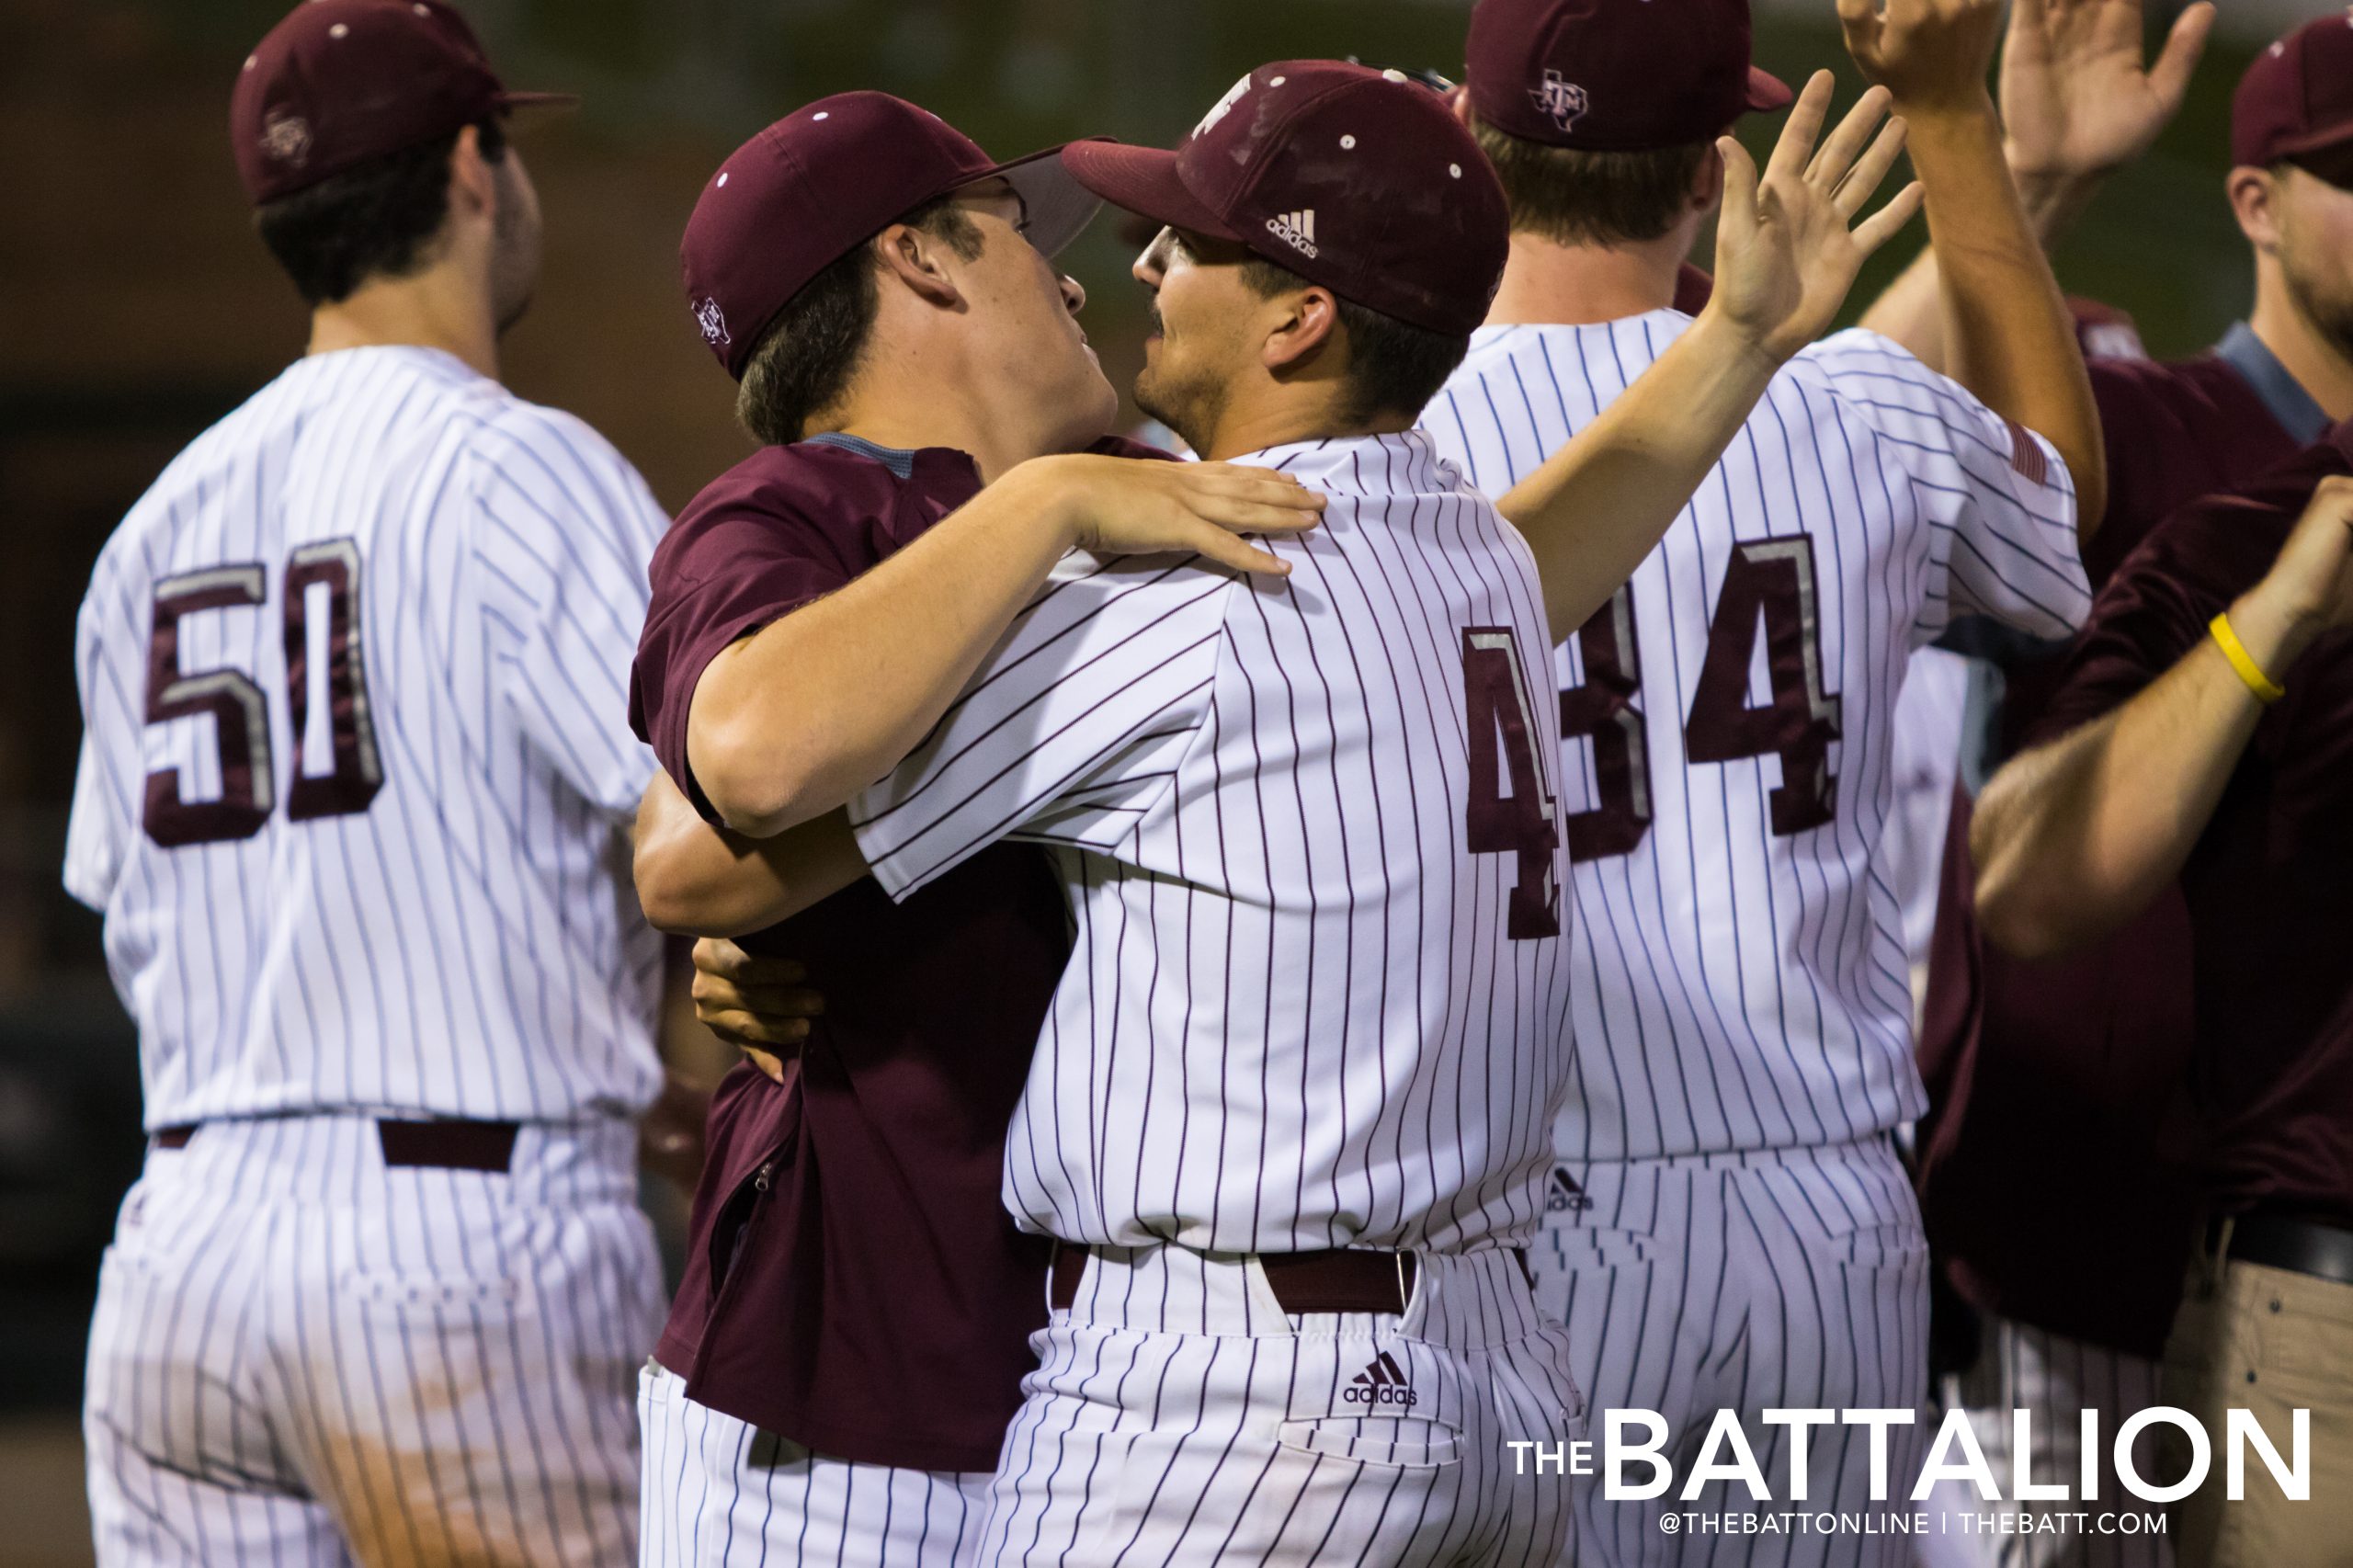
[1195,393,1411,462]
[307,268,501,383]
[2249,269,2353,425]
[1483,230,1685,328]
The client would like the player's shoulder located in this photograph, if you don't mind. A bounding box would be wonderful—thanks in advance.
[458,382,638,483]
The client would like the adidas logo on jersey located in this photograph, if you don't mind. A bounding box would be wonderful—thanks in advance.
[1547,1166,1593,1214]
[1265,210,1319,258]
[1342,1349,1417,1407]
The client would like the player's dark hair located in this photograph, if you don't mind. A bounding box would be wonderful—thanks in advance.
[1237,256,1470,425]
[735,198,986,448]
[1469,112,1711,248]
[254,119,509,306]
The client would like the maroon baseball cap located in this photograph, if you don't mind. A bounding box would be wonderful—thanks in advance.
[231,0,572,205]
[1464,0,1791,152]
[679,93,1102,378]
[1059,62,1509,336]
[2234,13,2353,169]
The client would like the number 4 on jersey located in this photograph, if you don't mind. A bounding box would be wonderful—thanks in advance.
[1461,627,1561,940]
[1557,536,1843,862]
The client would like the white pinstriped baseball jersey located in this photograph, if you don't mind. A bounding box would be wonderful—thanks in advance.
[849,429,1575,1256]
[64,346,669,1127]
[1422,315,2086,1165]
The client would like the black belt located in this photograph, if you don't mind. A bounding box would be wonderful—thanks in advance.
[153,1118,520,1174]
[2207,1210,2353,1288]
[1047,1245,1535,1314]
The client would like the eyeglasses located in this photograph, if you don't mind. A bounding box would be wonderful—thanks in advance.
[1344,58,1458,96]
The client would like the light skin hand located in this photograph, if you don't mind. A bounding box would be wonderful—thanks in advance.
[1840,0,2005,115]
[691,939,825,1086]
[1708,73,1924,366]
[1021,453,1325,576]
[2001,0,2214,226]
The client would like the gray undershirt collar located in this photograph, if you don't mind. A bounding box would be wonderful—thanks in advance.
[2214,322,2332,444]
[801,430,921,480]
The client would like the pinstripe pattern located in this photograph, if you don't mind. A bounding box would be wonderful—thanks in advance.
[637,1365,993,1567]
[1422,315,2085,1166]
[848,430,1575,1256]
[63,345,669,1127]
[1541,1138,1931,1566]
[84,1115,663,1567]
[981,1245,1578,1565]
[1936,1317,2172,1568]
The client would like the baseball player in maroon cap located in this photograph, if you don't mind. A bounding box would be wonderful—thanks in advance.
[624,92,1334,1567]
[1416,0,2111,1558]
[68,2,708,1564]
[642,53,1923,1565]
[1859,6,2353,1559]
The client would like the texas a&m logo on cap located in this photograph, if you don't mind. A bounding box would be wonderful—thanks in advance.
[1194,74,1253,138]
[694,298,731,349]
[1529,69,1588,132]
[261,108,313,168]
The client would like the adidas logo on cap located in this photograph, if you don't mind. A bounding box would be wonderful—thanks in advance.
[1265,209,1319,258]
[1343,1349,1417,1408]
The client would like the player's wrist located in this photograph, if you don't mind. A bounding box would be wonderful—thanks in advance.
[2227,582,2324,679]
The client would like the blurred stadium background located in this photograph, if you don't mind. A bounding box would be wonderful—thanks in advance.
[0,0,2315,1556]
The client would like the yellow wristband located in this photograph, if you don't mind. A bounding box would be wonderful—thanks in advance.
[2209,612,2286,704]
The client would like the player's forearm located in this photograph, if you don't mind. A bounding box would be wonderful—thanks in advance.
[1904,101,2108,533]
[1971,608,2294,957]
[1852,165,2097,375]
[687,465,1076,838]
[634,769,870,936]
[1497,310,1780,635]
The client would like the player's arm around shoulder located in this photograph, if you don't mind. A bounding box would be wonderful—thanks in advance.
[685,455,1318,841]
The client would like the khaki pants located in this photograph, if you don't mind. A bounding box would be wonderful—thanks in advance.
[2158,1233,2353,1566]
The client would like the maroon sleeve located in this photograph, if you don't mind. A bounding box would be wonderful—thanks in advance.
[629,494,857,823]
[2029,442,2343,744]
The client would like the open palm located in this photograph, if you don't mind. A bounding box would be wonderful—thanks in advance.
[1710,72,1924,365]
[2003,0,2214,183]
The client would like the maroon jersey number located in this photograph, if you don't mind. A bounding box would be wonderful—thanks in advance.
[1462,626,1562,940]
[1556,585,1651,862]
[1683,537,1843,835]
[143,540,385,846]
[1558,536,1843,861]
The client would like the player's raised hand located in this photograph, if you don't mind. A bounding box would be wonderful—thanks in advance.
[1011,454,1325,577]
[1839,0,2004,111]
[691,939,826,1085]
[2000,0,2213,199]
[1705,72,1923,366]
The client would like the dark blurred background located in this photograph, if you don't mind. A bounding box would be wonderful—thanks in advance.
[0,0,2303,1556]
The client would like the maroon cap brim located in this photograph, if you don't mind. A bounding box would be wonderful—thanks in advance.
[984,144,1105,259]
[2268,116,2353,164]
[1745,66,1794,113]
[497,90,580,117]
[1059,140,1245,245]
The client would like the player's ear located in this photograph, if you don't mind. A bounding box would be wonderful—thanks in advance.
[1691,147,1726,219]
[2226,165,2283,254]
[448,124,497,221]
[872,222,966,310]
[1260,284,1340,378]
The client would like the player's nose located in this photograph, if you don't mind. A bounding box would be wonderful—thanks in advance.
[1133,228,1174,290]
[1060,274,1086,315]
